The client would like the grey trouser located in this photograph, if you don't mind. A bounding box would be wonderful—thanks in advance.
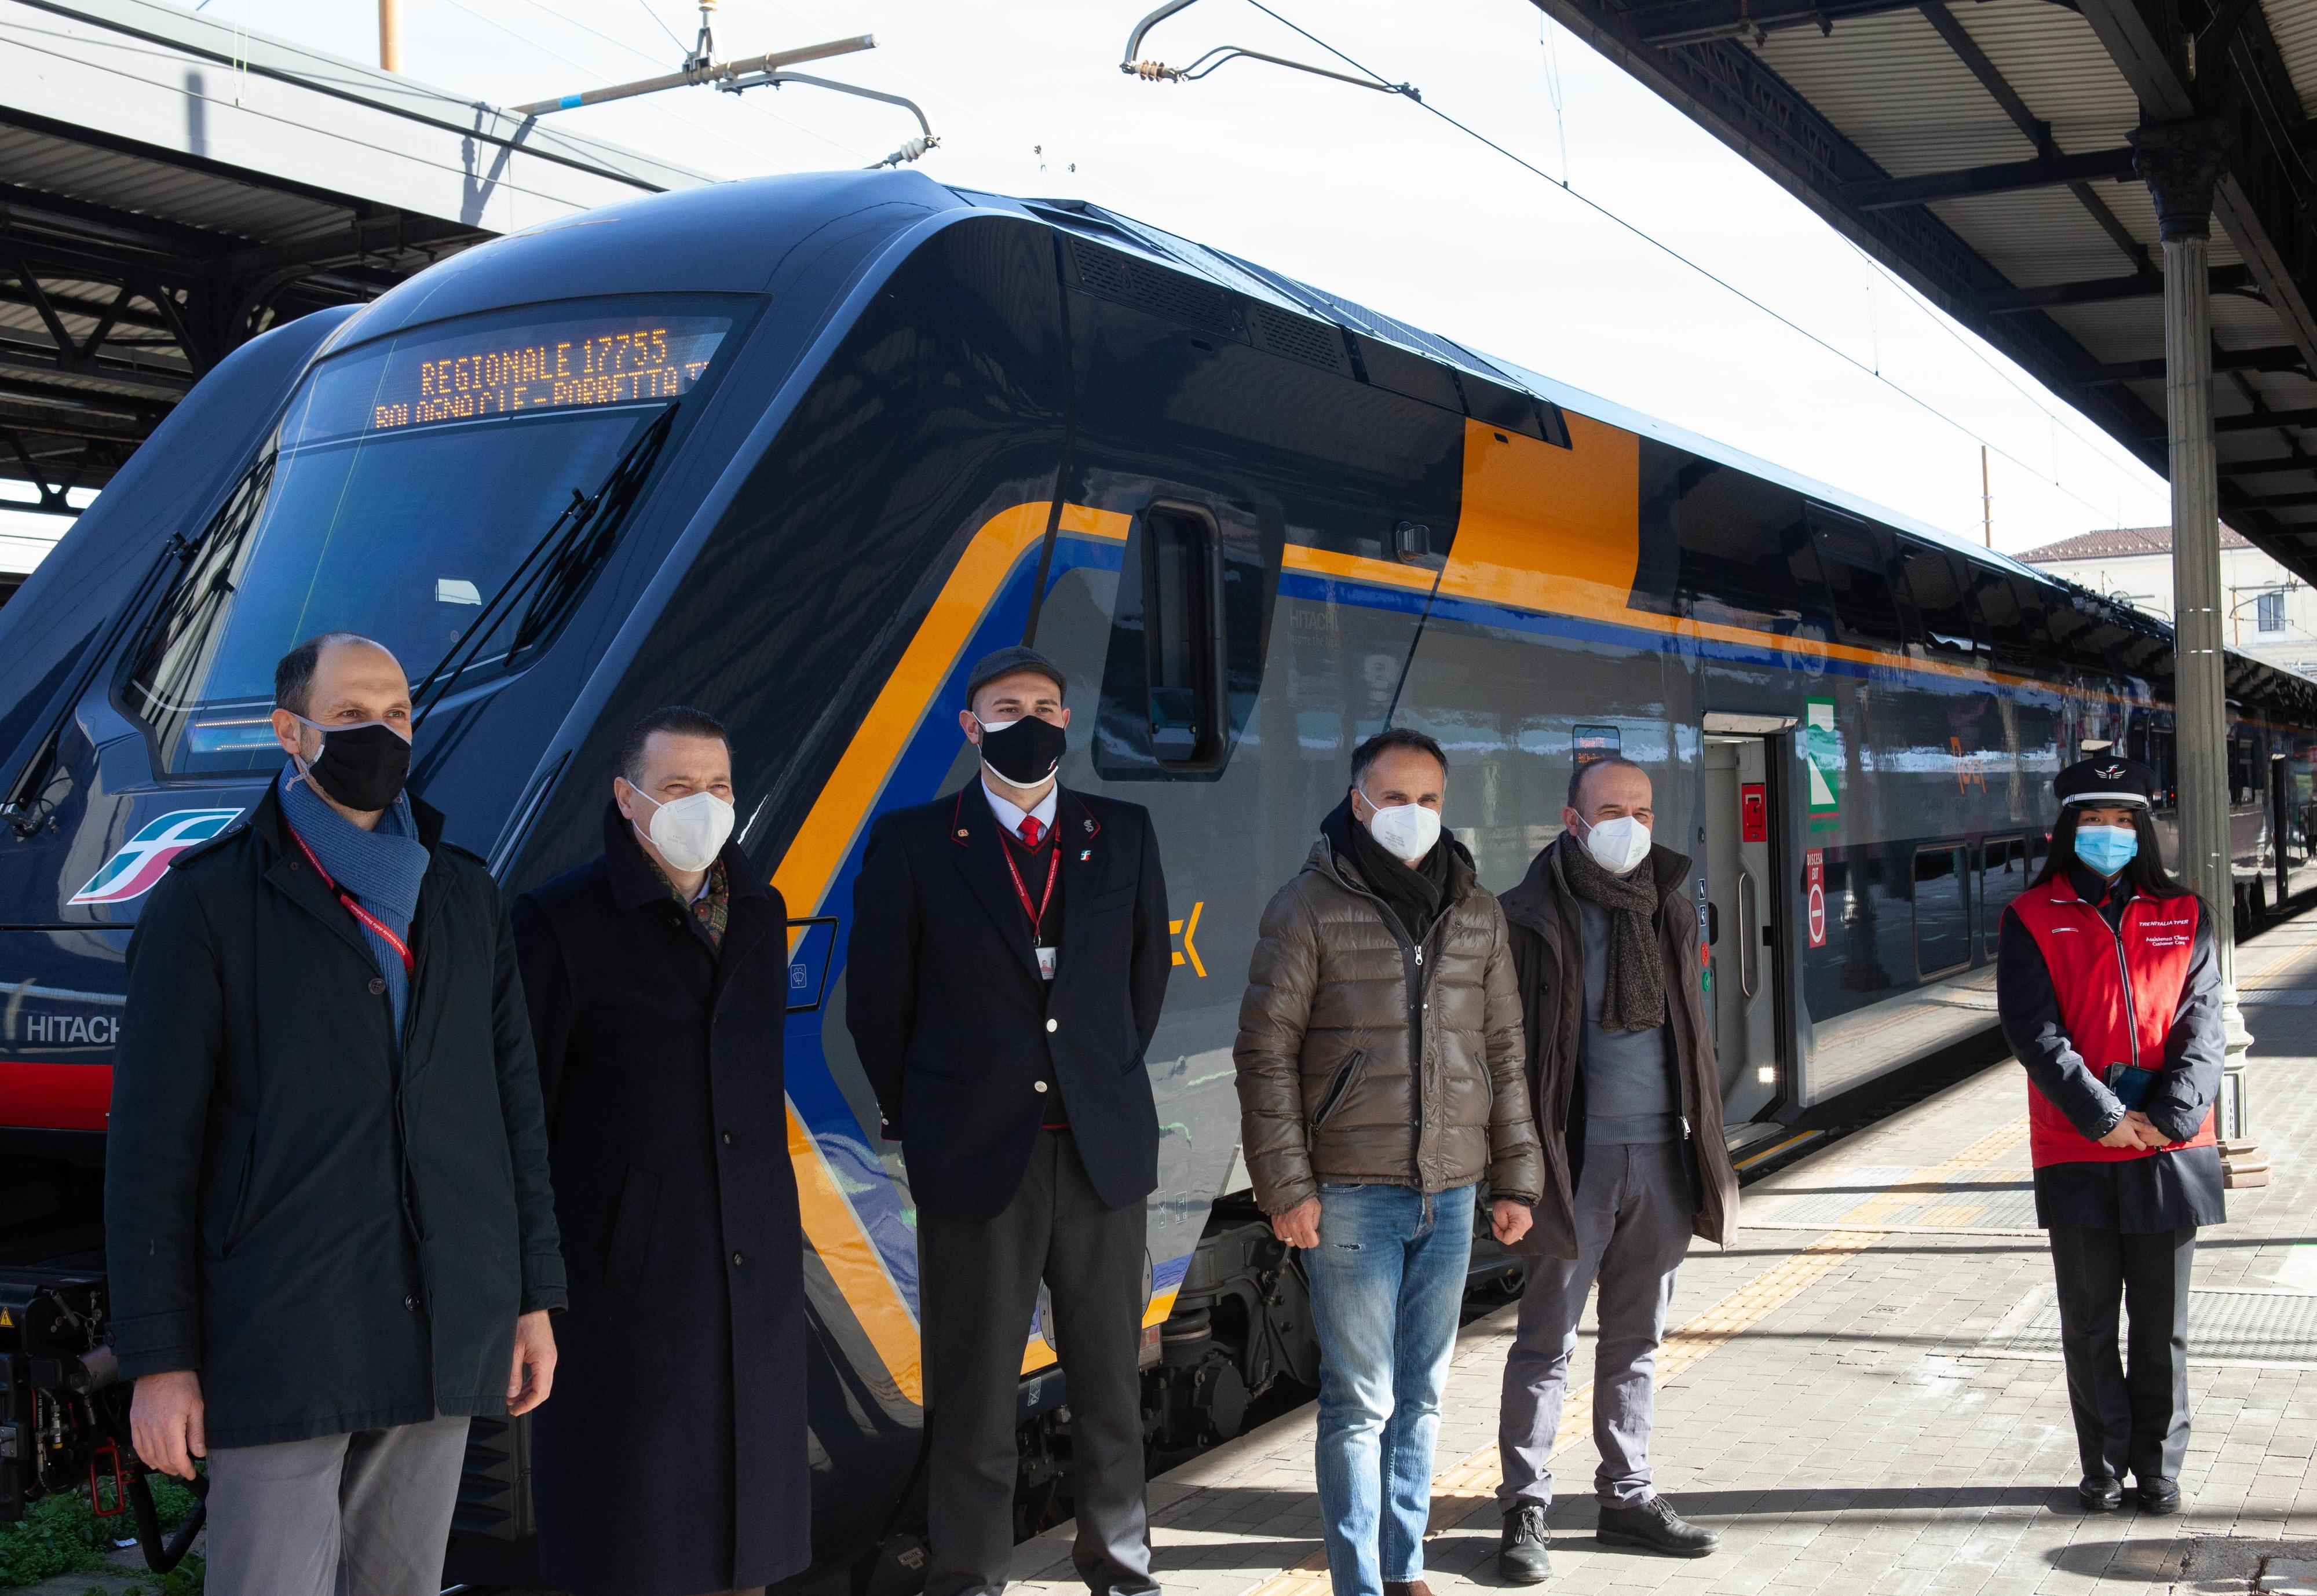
[204,1411,472,1596]
[2049,1225,2196,1482]
[919,1129,1155,1596]
[1498,1140,1693,1509]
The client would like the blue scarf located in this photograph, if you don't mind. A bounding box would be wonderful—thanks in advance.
[279,766,431,1043]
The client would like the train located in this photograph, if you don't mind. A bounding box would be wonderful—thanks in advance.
[2,167,2314,1586]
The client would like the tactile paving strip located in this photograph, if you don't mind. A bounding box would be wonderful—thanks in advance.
[1976,1289,2317,1370]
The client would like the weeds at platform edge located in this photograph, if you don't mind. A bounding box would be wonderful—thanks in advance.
[0,1480,203,1593]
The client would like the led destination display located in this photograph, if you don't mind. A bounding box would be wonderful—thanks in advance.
[366,322,726,431]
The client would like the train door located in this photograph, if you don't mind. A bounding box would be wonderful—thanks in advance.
[1702,734,1786,1128]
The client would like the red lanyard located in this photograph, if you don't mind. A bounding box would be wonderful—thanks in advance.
[285,824,415,975]
[1000,834,1060,943]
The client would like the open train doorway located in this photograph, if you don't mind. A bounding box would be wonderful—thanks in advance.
[1702,731,1789,1134]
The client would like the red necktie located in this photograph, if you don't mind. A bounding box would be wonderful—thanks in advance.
[1019,816,1044,849]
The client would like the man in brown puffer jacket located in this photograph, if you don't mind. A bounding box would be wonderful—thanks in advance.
[1234,728,1541,1596]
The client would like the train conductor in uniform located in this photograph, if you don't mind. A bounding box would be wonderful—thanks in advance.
[847,645,1173,1596]
[1996,754,2223,1516]
[513,707,809,1596]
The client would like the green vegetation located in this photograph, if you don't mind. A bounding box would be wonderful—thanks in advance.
[0,1479,203,1593]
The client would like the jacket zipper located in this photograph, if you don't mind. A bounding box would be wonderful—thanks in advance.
[1326,854,1437,1176]
[2099,900,2141,1070]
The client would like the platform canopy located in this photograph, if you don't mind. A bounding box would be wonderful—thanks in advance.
[1532,0,2317,585]
[0,0,708,509]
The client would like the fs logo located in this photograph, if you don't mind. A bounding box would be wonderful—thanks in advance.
[68,809,243,906]
[2096,762,2128,780]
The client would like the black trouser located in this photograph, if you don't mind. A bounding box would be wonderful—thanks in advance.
[2048,1225,2195,1483]
[918,1130,1154,1596]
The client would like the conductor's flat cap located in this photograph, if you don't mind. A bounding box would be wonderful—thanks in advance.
[964,646,1066,704]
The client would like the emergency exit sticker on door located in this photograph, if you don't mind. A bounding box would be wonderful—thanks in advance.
[1741,783,1767,843]
[1805,850,1828,948]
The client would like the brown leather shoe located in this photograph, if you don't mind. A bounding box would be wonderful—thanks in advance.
[1383,1582,1435,1596]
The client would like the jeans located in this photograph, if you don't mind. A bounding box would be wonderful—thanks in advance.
[1302,1181,1478,1596]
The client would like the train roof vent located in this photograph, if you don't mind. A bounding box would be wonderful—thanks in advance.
[1247,302,1348,374]
[1065,238,1242,341]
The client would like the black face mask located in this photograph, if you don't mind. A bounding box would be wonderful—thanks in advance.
[975,714,1067,788]
[299,719,412,812]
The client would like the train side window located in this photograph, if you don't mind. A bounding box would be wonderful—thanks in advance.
[1662,461,1833,636]
[2230,735,2258,806]
[1899,541,1978,658]
[1971,570,2053,672]
[1811,510,1909,649]
[1141,505,1223,765]
[1914,843,1972,978]
[1979,835,2033,955]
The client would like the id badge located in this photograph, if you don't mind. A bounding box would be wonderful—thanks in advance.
[1036,945,1057,981]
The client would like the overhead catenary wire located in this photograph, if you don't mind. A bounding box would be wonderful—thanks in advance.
[1132,0,2155,533]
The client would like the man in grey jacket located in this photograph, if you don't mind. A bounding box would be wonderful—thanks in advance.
[1492,757,1739,1581]
[1235,728,1541,1596]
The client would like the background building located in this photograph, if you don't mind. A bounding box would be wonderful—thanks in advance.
[2020,525,2317,681]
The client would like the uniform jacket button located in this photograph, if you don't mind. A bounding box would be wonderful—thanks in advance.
[368,977,387,996]
[730,1252,745,1268]
[1046,1018,1058,1033]
[1033,1081,1049,1093]
[721,1131,734,1146]
[403,1294,418,1312]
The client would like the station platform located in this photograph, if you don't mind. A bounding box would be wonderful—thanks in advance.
[1011,916,2317,1596]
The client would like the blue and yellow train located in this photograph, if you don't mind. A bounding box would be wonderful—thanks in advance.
[2,169,2314,1582]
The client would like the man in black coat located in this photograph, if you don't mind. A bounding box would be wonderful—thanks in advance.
[847,645,1171,1596]
[514,707,808,1596]
[107,633,564,1596]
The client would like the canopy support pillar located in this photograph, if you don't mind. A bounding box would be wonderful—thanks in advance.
[2136,119,2266,1186]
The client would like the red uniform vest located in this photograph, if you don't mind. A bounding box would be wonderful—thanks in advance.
[2010,881,2216,1167]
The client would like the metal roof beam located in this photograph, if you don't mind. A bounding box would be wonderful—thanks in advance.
[1978,262,2256,312]
[2216,406,2317,434]
[2216,454,2317,474]
[1843,147,2140,209]
[2091,344,2305,382]
[1623,0,1986,45]
[1529,0,2173,480]
[1917,2,2152,273]
[2077,0,2317,379]
[0,345,189,400]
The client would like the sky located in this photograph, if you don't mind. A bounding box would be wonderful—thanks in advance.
[1,0,2179,572]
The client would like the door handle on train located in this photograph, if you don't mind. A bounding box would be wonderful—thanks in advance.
[1736,866,1759,1000]
[1706,902,1719,946]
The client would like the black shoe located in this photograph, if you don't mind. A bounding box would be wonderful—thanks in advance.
[2135,1477,2183,1515]
[1497,1503,1552,1584]
[1595,1497,1719,1558]
[2078,1474,2124,1511]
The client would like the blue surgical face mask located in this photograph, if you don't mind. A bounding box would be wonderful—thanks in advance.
[2073,823,2139,877]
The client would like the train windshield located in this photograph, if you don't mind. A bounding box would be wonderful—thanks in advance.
[124,302,734,774]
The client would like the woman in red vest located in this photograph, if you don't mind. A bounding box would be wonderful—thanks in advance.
[1996,754,2223,1518]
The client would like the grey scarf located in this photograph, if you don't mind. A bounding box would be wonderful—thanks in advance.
[1560,834,1665,1032]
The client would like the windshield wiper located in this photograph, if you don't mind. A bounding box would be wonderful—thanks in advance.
[4,451,277,838]
[409,404,678,730]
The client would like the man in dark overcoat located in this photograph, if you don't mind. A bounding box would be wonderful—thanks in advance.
[846,646,1172,1596]
[513,706,808,1596]
[108,633,565,1596]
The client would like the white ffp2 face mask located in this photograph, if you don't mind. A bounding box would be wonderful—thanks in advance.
[1359,788,1443,864]
[1580,813,1652,874]
[633,787,735,873]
